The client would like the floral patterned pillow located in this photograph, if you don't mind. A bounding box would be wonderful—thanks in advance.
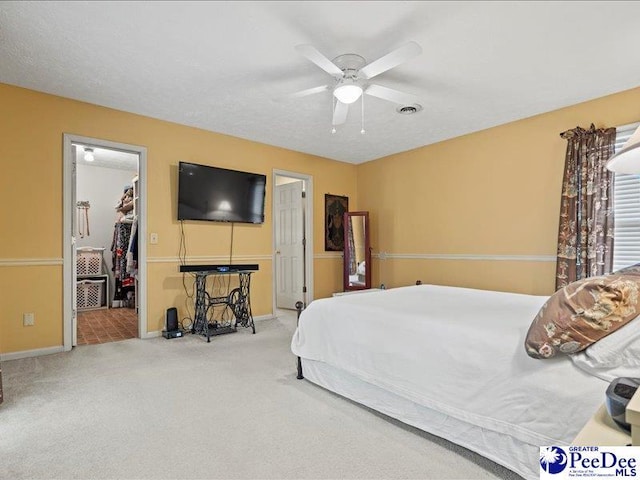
[525,273,640,359]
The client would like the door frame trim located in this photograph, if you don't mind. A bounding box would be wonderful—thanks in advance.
[62,134,148,351]
[272,169,314,312]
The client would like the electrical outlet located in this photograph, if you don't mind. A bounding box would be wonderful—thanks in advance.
[23,312,35,326]
[150,233,158,244]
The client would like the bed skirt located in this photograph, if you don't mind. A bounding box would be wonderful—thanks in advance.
[301,358,535,480]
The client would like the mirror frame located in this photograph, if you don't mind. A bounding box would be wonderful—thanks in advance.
[343,211,371,291]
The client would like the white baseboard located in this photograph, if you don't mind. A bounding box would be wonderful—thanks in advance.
[0,345,65,362]
[1,315,276,360]
[141,330,162,339]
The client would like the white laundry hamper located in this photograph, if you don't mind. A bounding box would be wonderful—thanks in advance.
[77,279,105,310]
[76,247,105,275]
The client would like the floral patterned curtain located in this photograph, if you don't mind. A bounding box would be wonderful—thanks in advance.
[555,124,616,290]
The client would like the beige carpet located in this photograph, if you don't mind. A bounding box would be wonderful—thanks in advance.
[0,312,521,480]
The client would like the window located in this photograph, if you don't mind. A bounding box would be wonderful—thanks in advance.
[613,122,640,271]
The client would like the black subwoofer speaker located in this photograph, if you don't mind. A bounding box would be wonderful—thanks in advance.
[166,307,179,332]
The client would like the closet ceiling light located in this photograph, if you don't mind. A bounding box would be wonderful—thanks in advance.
[84,147,95,162]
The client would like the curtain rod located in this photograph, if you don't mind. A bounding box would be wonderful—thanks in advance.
[559,121,639,138]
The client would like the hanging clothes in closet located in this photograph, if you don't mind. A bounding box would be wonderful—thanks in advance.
[126,220,138,276]
[111,220,136,307]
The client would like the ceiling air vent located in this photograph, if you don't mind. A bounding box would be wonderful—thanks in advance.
[396,104,423,115]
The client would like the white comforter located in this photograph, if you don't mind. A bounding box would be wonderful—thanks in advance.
[291,285,609,449]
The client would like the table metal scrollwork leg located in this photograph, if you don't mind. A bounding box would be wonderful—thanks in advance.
[227,272,255,333]
[192,273,212,342]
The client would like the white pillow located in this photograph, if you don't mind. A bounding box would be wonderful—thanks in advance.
[570,315,640,381]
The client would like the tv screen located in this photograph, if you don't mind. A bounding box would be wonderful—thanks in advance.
[177,162,266,224]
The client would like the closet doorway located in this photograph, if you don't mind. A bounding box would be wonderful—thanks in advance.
[62,135,147,351]
[272,170,314,313]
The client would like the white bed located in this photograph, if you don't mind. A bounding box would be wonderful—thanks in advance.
[291,284,627,480]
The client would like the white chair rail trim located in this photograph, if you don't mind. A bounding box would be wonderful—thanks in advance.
[0,254,556,267]
[0,258,63,267]
[374,253,556,262]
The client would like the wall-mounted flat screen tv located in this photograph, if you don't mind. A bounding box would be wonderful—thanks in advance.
[177,161,266,224]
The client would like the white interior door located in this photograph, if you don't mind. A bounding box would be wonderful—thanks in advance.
[275,181,304,309]
[71,145,78,346]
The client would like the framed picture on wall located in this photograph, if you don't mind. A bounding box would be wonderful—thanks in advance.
[325,194,349,251]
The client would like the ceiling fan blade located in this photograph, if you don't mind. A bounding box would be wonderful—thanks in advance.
[365,84,419,105]
[332,100,349,125]
[358,41,422,80]
[287,85,330,99]
[295,44,343,77]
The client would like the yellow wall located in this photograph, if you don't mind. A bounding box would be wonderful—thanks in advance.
[3,80,640,356]
[0,83,356,355]
[357,86,640,295]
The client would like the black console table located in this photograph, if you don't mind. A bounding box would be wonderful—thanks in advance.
[179,265,258,342]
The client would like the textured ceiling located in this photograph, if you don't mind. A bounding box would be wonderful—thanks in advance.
[75,145,138,171]
[2,1,640,164]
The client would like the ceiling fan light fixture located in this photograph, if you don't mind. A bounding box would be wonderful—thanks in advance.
[292,41,423,131]
[334,79,363,104]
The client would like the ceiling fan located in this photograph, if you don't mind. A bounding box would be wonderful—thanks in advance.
[288,41,423,130]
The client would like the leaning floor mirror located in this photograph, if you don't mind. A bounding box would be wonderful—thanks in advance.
[343,211,371,291]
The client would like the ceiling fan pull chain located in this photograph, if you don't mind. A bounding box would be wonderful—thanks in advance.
[361,95,365,135]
